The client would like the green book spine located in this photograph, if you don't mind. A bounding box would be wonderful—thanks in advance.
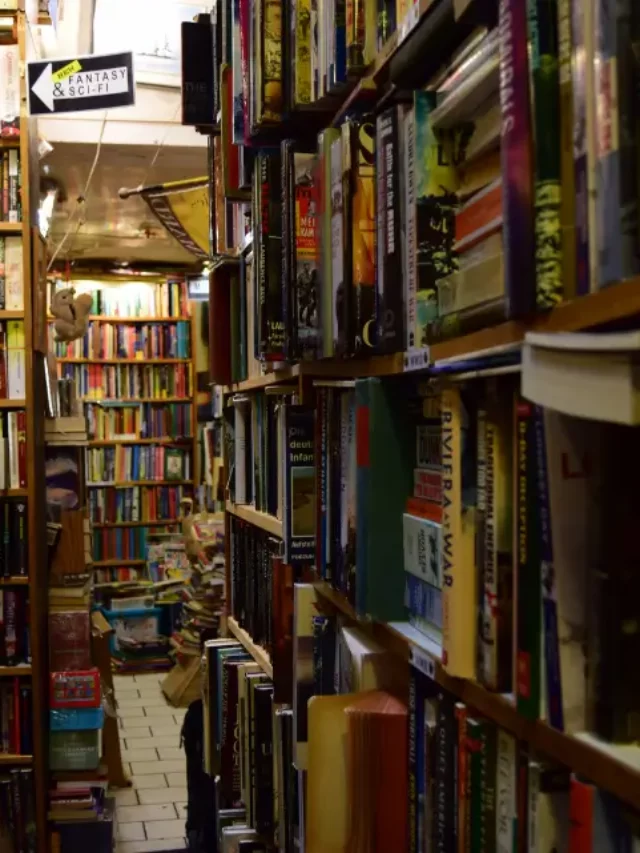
[528,0,563,308]
[557,0,576,299]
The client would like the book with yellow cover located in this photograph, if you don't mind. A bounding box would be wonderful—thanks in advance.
[293,0,312,105]
[441,385,477,677]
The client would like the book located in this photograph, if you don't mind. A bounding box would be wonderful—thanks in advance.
[283,404,315,569]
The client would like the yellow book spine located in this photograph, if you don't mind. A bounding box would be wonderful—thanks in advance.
[441,386,477,678]
[294,0,312,105]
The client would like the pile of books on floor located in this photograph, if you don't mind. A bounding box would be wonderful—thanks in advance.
[49,780,115,850]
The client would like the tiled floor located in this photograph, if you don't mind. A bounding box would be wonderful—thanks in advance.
[113,673,188,853]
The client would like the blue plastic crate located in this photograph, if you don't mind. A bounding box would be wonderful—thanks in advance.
[50,707,104,732]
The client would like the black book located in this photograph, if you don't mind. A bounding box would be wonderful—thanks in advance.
[246,672,268,826]
[10,768,24,853]
[256,152,284,362]
[281,140,294,361]
[283,404,315,569]
[375,106,405,354]
[253,682,274,835]
[434,692,457,853]
[0,775,13,851]
[180,17,216,128]
[19,769,34,853]
[12,499,27,576]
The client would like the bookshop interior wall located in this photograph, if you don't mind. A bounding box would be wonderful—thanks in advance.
[1,0,640,852]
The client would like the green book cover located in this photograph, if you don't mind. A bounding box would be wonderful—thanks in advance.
[355,377,414,621]
[528,0,563,307]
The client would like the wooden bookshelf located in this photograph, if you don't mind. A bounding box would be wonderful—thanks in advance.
[0,222,22,234]
[87,316,188,323]
[0,755,33,766]
[0,310,24,320]
[0,576,29,585]
[80,397,191,404]
[0,398,26,407]
[227,617,273,678]
[0,665,32,676]
[225,501,283,538]
[92,559,147,568]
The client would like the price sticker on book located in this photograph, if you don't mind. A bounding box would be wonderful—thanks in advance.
[403,348,430,373]
[410,644,437,680]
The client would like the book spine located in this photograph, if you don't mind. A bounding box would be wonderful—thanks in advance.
[435,693,456,853]
[351,118,376,355]
[499,0,535,315]
[440,387,476,677]
[265,153,285,361]
[404,105,417,350]
[404,574,442,628]
[346,0,366,71]
[516,398,541,720]
[569,778,594,850]
[455,703,468,853]
[496,729,517,853]
[533,406,563,730]
[16,410,25,488]
[262,0,283,122]
[375,106,404,353]
[339,125,354,356]
[15,500,26,576]
[330,138,344,356]
[467,718,483,850]
[283,406,315,568]
[528,0,563,308]
[354,380,370,617]
[293,0,312,105]
[557,0,577,299]
[408,668,418,853]
[481,723,497,851]
[7,151,17,223]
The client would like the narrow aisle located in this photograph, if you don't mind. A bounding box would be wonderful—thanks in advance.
[113,674,188,853]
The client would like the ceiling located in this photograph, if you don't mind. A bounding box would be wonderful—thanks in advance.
[44,141,208,268]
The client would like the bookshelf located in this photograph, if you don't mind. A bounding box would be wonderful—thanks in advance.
[55,278,198,580]
[202,0,640,845]
[0,8,52,853]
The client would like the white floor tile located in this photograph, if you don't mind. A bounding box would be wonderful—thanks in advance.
[118,707,146,719]
[118,803,178,823]
[164,772,186,787]
[156,747,183,761]
[144,819,185,840]
[123,734,154,748]
[118,697,148,709]
[116,822,145,841]
[136,787,187,806]
[120,723,152,735]
[133,674,165,684]
[117,839,185,853]
[174,803,187,820]
[149,725,181,738]
[173,713,186,725]
[115,686,141,697]
[121,748,158,762]
[129,774,169,790]
[142,709,180,720]
[140,696,172,709]
[114,675,138,687]
[130,759,185,776]
[113,789,138,806]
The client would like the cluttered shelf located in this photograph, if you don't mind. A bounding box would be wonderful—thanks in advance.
[221,277,640,393]
[78,397,192,404]
[226,572,640,813]
[87,438,192,447]
[91,520,181,528]
[86,481,191,488]
[226,616,273,679]
[0,577,29,586]
[91,559,147,567]
[225,501,283,538]
[57,358,191,365]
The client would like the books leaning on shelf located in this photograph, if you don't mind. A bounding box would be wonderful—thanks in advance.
[0,679,32,755]
[85,445,192,485]
[0,411,26,488]
[0,320,25,400]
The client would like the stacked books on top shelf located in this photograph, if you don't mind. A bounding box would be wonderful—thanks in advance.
[53,321,191,360]
[0,146,21,223]
[53,279,190,318]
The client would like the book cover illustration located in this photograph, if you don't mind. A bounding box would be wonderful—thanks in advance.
[293,154,321,357]
[350,118,376,354]
[164,448,185,482]
[262,0,283,122]
[294,0,312,105]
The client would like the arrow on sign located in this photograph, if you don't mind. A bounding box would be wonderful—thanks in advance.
[28,52,135,116]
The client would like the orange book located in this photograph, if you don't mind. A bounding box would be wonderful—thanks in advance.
[406,496,442,524]
[455,177,502,252]
[569,778,594,851]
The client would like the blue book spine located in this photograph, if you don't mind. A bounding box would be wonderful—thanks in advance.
[404,573,443,630]
[534,406,563,731]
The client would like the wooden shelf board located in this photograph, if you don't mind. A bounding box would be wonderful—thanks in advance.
[87,481,191,488]
[57,358,191,364]
[3,489,27,497]
[0,399,25,408]
[225,501,283,538]
[0,576,29,585]
[87,316,187,323]
[0,311,24,319]
[312,578,640,811]
[227,617,273,678]
[0,223,22,234]
[91,520,180,528]
[0,755,32,765]
[0,665,31,676]
[88,437,191,446]
[92,559,146,567]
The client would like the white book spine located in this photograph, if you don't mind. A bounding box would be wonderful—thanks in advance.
[234,402,247,505]
[496,730,516,853]
[402,512,442,587]
[404,106,417,350]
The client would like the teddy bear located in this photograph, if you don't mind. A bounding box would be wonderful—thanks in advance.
[50,288,93,343]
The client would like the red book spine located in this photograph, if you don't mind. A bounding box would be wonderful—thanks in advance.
[12,677,19,753]
[16,410,26,487]
[569,778,594,852]
[209,269,231,385]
